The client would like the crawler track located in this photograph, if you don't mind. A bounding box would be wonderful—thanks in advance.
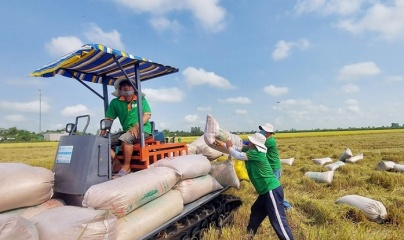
[143,194,242,240]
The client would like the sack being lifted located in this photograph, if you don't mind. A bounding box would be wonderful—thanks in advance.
[203,114,244,153]
[203,114,249,181]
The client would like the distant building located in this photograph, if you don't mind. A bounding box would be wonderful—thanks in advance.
[391,123,399,128]
[43,132,68,141]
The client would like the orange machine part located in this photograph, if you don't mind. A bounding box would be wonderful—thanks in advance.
[115,140,188,171]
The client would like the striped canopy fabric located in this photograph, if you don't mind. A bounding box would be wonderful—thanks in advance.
[29,43,179,85]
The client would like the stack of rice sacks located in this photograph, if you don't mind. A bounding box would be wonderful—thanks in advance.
[0,163,116,240]
[82,166,183,240]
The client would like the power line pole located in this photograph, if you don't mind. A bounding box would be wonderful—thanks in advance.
[39,88,42,133]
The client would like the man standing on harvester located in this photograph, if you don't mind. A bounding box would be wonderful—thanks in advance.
[100,78,152,177]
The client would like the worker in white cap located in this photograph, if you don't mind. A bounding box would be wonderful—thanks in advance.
[259,123,292,210]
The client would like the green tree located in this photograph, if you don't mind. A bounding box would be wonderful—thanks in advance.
[190,127,203,136]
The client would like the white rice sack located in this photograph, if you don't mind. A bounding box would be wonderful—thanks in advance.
[324,161,345,171]
[203,114,244,154]
[280,157,295,166]
[191,135,207,146]
[312,157,333,166]
[196,145,224,161]
[210,159,240,189]
[393,164,404,172]
[345,153,364,163]
[191,135,223,160]
[0,214,39,240]
[116,190,183,240]
[3,198,65,219]
[339,148,353,162]
[375,160,396,171]
[30,206,117,240]
[174,174,223,204]
[187,143,198,154]
[82,167,180,218]
[304,171,334,184]
[0,163,54,212]
[149,154,211,179]
[335,195,388,223]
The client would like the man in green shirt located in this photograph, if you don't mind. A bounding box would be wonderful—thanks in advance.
[100,78,152,175]
[215,133,294,239]
[259,123,292,210]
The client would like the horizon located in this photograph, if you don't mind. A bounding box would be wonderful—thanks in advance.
[1,1,404,134]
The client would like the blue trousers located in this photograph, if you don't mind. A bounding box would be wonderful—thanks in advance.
[247,186,294,240]
[273,169,292,209]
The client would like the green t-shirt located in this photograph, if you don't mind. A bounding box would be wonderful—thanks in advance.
[106,96,152,134]
[246,149,280,194]
[265,136,281,170]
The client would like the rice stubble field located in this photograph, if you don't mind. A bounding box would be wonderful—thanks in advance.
[0,129,403,240]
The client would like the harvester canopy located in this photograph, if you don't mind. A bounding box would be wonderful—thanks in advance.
[29,43,178,85]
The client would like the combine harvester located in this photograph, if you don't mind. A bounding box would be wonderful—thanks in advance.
[29,44,242,239]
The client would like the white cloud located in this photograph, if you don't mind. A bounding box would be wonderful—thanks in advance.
[186,0,227,32]
[114,0,172,13]
[345,99,358,105]
[4,114,26,122]
[60,104,90,117]
[83,24,124,50]
[45,24,124,57]
[345,98,360,113]
[184,114,199,123]
[385,75,404,83]
[182,67,234,89]
[45,36,84,57]
[0,100,50,113]
[149,17,181,33]
[338,61,381,80]
[220,97,252,104]
[295,0,365,16]
[337,1,404,41]
[272,39,310,61]
[264,85,289,97]
[347,105,360,113]
[142,88,184,102]
[342,83,360,93]
[295,1,404,41]
[272,98,330,127]
[272,41,293,60]
[114,0,227,33]
[235,109,247,115]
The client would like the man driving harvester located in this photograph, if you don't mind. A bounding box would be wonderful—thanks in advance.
[99,78,152,177]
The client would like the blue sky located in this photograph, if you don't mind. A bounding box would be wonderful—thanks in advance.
[1,0,404,134]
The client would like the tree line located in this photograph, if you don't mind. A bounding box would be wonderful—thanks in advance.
[1,124,402,143]
[0,127,43,142]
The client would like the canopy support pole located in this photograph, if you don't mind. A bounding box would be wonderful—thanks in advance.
[67,70,104,101]
[134,62,145,148]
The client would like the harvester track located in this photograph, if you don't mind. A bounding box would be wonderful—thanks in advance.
[143,194,242,240]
